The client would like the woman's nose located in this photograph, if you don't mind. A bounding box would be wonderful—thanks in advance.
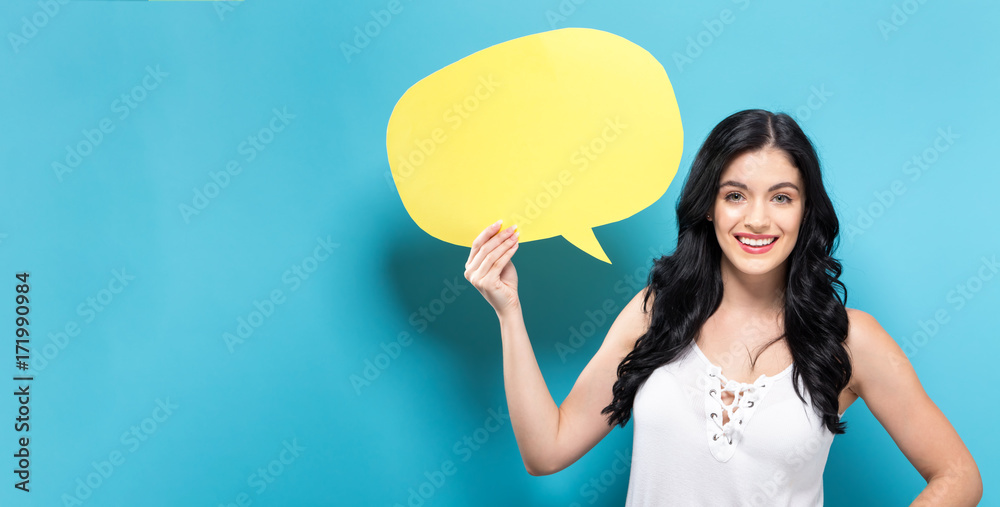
[744,201,770,229]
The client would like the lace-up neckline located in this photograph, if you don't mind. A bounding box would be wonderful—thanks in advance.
[691,341,794,462]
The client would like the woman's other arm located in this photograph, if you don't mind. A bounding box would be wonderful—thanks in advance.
[845,308,983,506]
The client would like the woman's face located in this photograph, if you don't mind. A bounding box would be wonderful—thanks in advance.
[710,147,805,278]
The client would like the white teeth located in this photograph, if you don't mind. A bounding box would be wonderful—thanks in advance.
[738,236,776,247]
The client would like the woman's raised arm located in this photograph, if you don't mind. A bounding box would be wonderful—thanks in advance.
[464,221,652,475]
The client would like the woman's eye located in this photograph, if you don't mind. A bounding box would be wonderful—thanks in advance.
[724,192,792,203]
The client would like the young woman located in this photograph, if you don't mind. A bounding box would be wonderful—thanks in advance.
[463,109,982,505]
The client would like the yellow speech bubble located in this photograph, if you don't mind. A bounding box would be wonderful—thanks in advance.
[386,27,682,264]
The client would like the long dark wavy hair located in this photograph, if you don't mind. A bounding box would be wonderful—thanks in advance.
[601,109,851,434]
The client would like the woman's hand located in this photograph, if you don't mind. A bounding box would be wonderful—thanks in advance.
[464,220,520,317]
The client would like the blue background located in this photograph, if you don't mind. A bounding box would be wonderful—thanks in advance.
[1,1,997,506]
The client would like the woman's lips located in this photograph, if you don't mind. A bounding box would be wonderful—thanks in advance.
[735,235,778,254]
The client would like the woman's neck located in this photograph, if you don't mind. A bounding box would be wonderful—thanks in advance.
[718,256,787,317]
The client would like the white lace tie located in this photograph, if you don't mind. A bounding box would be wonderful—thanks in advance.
[702,364,771,462]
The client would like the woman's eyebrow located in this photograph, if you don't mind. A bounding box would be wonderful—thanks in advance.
[719,180,800,192]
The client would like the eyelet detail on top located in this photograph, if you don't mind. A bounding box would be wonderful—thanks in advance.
[704,368,766,458]
[712,433,732,444]
[691,341,792,462]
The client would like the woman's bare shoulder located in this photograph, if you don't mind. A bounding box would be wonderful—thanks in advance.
[844,307,893,347]
[843,307,909,397]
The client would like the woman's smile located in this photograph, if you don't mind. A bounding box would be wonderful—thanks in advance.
[734,233,779,253]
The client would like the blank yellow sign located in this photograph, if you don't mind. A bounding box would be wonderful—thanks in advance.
[386,27,682,263]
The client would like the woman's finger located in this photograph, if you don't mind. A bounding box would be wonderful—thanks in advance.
[492,237,519,273]
[466,220,503,268]
[474,230,519,282]
[468,224,517,273]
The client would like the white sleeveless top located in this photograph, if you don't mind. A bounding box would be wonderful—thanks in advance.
[624,340,843,506]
